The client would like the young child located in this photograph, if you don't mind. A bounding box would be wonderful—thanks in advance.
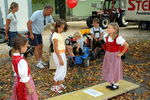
[102,23,129,90]
[11,35,38,100]
[51,19,68,93]
[90,18,105,50]
[73,32,84,56]
[66,32,84,56]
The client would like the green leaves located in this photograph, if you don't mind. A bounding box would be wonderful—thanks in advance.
[32,0,51,4]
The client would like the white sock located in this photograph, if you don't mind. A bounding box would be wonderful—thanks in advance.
[114,83,119,86]
[38,60,42,64]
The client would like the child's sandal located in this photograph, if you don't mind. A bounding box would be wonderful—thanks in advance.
[59,84,66,90]
[51,86,63,93]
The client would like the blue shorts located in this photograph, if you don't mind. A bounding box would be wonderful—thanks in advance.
[8,31,18,47]
[30,34,43,46]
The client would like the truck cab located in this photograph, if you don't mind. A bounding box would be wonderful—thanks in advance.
[125,0,150,30]
[86,0,128,29]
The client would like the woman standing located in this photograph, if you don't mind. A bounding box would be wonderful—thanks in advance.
[5,2,18,46]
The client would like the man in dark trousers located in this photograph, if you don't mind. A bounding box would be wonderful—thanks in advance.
[27,5,54,68]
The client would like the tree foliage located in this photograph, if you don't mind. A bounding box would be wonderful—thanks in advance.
[58,0,66,20]
[32,0,66,20]
[32,0,51,4]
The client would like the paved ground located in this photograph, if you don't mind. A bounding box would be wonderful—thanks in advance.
[0,21,150,56]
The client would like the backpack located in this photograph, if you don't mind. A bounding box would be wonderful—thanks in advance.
[49,32,54,53]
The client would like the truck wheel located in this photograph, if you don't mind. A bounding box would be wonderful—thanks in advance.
[65,38,70,45]
[118,12,128,27]
[139,22,147,30]
[100,17,110,29]
[86,16,93,28]
[0,33,5,43]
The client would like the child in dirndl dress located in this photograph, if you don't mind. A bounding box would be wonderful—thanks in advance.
[102,23,129,90]
[11,35,38,100]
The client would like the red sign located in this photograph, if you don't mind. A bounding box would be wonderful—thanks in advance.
[128,0,150,11]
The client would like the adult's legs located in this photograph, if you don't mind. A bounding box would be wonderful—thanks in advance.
[38,44,43,61]
[30,34,45,68]
[34,45,40,61]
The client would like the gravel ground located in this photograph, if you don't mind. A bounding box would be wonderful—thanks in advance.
[0,21,150,100]
[0,21,150,55]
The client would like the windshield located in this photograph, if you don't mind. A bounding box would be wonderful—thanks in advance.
[103,0,120,10]
[103,0,112,10]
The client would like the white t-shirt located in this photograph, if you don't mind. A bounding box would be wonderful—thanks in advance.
[77,38,84,50]
[103,33,125,46]
[7,12,18,32]
[13,53,30,83]
[90,27,105,38]
[30,10,54,34]
[52,32,66,51]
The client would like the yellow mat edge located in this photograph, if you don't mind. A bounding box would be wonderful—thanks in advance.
[47,80,140,100]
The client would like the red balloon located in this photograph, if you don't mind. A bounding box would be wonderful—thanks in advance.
[66,0,78,9]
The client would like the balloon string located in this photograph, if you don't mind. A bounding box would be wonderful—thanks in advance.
[69,8,72,35]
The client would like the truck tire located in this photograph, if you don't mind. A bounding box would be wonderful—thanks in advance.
[118,12,128,27]
[100,17,110,29]
[139,22,148,30]
[0,33,5,43]
[86,16,93,28]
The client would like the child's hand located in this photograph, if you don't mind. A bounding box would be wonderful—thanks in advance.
[117,53,124,57]
[67,46,72,49]
[28,87,34,94]
[76,48,79,52]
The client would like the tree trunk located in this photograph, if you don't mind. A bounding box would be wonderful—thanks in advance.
[58,0,66,20]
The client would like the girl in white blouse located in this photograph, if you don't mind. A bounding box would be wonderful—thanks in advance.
[102,23,129,90]
[11,35,38,100]
[5,2,18,46]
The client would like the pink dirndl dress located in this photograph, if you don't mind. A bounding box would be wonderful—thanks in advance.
[102,36,123,83]
[11,55,38,100]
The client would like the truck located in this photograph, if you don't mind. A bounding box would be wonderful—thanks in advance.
[0,0,32,43]
[125,0,150,29]
[86,0,150,30]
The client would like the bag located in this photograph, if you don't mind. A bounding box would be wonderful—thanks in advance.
[49,32,54,53]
